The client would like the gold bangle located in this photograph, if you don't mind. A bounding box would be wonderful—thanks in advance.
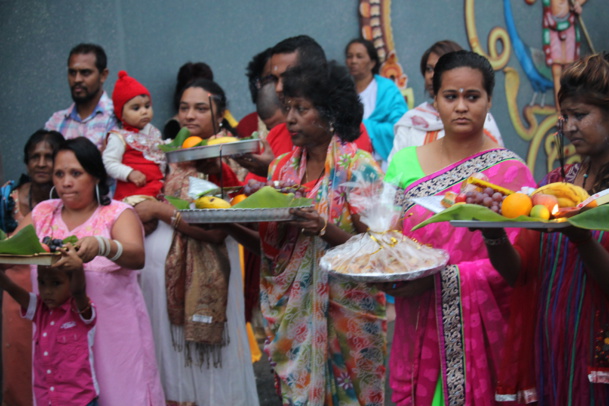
[318,217,328,236]
[170,211,182,229]
[73,298,92,314]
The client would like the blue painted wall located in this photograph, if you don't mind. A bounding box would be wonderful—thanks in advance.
[1,1,607,182]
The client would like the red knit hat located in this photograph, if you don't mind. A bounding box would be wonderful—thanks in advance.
[112,70,151,121]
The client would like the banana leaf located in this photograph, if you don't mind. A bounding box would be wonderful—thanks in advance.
[158,128,205,152]
[232,186,312,209]
[567,205,609,231]
[63,235,78,244]
[165,196,191,210]
[412,203,609,232]
[0,224,46,254]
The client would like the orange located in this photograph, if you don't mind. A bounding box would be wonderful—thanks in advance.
[182,136,204,149]
[501,193,533,218]
[585,200,598,209]
[231,194,247,206]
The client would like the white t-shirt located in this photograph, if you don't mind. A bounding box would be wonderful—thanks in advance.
[358,78,378,120]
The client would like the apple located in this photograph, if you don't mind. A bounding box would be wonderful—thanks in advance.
[530,204,550,220]
[531,193,559,216]
[455,193,467,203]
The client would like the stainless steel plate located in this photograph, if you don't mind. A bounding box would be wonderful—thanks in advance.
[0,253,60,266]
[166,139,261,163]
[180,205,312,223]
[324,258,449,283]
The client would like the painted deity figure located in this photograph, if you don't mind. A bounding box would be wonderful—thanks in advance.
[540,0,587,106]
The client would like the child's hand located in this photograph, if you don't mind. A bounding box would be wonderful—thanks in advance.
[128,170,147,187]
[52,243,84,272]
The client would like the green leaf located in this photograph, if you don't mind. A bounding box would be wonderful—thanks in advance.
[165,196,191,210]
[0,229,6,241]
[0,225,46,254]
[411,204,550,231]
[566,205,609,231]
[232,186,312,209]
[158,144,181,152]
[62,235,78,244]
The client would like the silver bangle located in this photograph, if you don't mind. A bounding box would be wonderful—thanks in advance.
[95,236,110,257]
[108,240,123,262]
[482,233,509,246]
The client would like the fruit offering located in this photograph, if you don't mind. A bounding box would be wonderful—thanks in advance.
[41,237,65,253]
[194,196,232,209]
[206,136,239,146]
[41,235,79,253]
[182,136,204,149]
[232,186,312,209]
[463,188,509,214]
[243,179,308,199]
[440,180,596,220]
[531,182,593,208]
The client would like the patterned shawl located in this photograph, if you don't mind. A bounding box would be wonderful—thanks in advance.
[259,136,387,406]
[164,162,239,367]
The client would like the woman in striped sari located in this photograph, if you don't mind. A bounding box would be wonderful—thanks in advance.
[485,53,609,404]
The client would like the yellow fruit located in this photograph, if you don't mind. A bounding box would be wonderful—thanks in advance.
[195,196,231,209]
[230,194,247,206]
[532,182,589,207]
[207,136,239,146]
[530,204,551,220]
[501,193,533,218]
[557,197,577,208]
[182,136,204,149]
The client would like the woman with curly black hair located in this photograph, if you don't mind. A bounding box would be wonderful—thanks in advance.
[226,62,387,405]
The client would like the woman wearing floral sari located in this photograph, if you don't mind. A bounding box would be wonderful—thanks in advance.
[226,62,386,405]
[384,51,536,405]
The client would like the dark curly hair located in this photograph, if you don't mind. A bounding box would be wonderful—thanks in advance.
[345,38,380,75]
[282,61,362,142]
[558,52,609,194]
[432,50,495,98]
[57,137,110,205]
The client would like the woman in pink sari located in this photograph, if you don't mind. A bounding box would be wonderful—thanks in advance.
[384,51,536,405]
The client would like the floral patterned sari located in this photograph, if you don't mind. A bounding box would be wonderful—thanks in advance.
[389,148,536,405]
[259,136,387,406]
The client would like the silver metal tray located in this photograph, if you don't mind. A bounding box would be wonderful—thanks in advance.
[324,258,449,283]
[180,205,312,223]
[166,139,261,163]
[0,253,60,266]
[449,220,570,229]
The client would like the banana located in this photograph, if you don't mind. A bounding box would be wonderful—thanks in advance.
[532,182,589,207]
[207,136,239,146]
[557,197,577,207]
[465,177,515,195]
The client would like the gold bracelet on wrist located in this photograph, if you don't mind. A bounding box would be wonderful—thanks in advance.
[170,211,182,229]
[73,298,92,314]
[318,217,328,237]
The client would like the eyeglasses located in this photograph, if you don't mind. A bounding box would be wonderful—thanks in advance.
[255,74,278,89]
